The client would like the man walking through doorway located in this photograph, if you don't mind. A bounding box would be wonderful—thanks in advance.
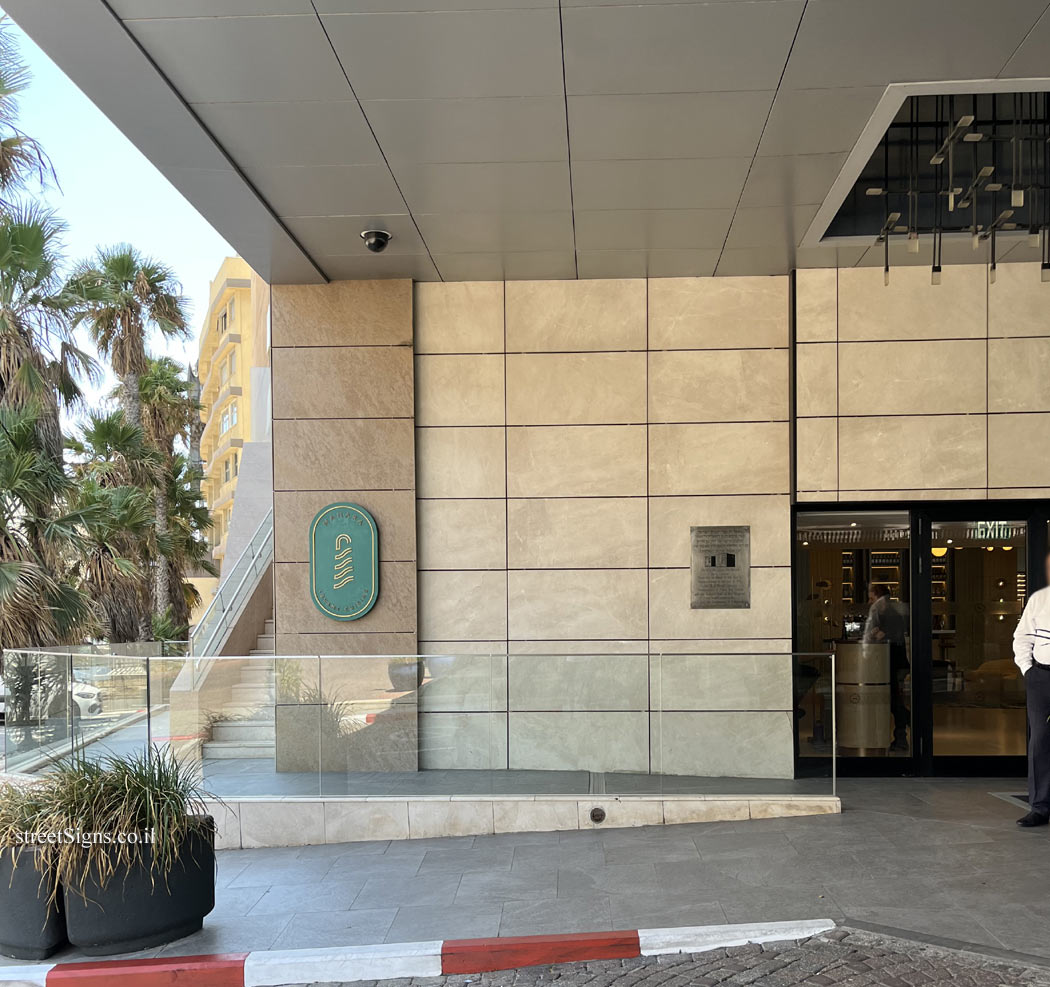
[1014,549,1050,827]
[864,584,910,752]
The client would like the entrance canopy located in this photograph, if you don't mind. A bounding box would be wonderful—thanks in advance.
[10,0,1050,282]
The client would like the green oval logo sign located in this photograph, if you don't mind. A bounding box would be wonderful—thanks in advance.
[309,503,379,621]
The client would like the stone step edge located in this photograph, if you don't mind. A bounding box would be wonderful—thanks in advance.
[0,919,837,986]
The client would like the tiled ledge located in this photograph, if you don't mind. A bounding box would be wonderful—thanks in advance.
[204,794,840,849]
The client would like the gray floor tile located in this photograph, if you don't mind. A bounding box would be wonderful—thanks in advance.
[247,878,367,915]
[557,863,660,899]
[270,908,398,950]
[353,872,462,909]
[511,842,605,872]
[718,885,844,924]
[154,914,293,955]
[500,896,614,936]
[211,885,267,917]
[227,857,334,888]
[455,869,558,904]
[296,840,391,860]
[323,852,426,881]
[609,892,727,931]
[418,847,514,875]
[385,902,502,943]
[603,841,700,866]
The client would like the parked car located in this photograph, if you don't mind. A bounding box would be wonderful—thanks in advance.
[0,680,102,725]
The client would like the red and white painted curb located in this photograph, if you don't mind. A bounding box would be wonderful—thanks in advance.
[0,919,836,986]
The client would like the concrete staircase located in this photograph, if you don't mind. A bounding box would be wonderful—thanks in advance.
[202,616,277,761]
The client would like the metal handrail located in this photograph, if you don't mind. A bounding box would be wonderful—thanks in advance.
[190,506,273,669]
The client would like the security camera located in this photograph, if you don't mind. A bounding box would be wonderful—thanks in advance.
[361,230,392,253]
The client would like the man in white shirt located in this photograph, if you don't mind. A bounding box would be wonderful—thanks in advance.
[1014,553,1050,827]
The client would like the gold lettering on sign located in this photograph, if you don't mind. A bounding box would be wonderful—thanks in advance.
[333,533,355,589]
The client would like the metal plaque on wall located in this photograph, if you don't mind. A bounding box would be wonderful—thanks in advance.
[309,503,379,621]
[690,525,750,609]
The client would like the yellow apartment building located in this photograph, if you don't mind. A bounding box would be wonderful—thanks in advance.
[196,257,271,575]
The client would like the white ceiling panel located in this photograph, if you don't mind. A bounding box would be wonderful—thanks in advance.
[576,249,720,279]
[715,245,794,276]
[11,0,1050,282]
[568,92,774,161]
[321,9,564,100]
[245,165,407,218]
[562,1,803,95]
[1001,7,1050,76]
[414,211,574,254]
[194,101,383,169]
[737,153,848,208]
[574,209,734,251]
[322,253,441,280]
[283,214,425,256]
[126,15,350,103]
[723,204,821,250]
[362,97,568,164]
[781,0,1049,90]
[432,251,578,280]
[756,87,886,157]
[112,0,312,15]
[393,161,572,213]
[317,0,554,9]
[572,158,751,211]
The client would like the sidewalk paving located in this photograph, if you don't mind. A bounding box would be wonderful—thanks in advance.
[3,777,1042,969]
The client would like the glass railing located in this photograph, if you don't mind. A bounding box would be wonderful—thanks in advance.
[2,651,837,799]
[190,506,273,662]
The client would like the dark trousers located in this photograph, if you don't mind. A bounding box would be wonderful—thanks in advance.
[890,643,910,740]
[1026,663,1050,816]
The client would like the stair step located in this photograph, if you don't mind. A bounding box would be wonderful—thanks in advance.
[202,739,276,760]
[220,705,276,721]
[240,668,275,684]
[249,649,275,656]
[256,634,275,647]
[262,619,275,634]
[211,721,277,742]
[231,683,274,700]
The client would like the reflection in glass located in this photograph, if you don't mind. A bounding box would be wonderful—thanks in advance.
[795,511,912,758]
[931,521,1026,757]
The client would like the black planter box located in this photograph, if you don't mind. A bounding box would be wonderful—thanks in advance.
[62,819,215,956]
[0,847,66,960]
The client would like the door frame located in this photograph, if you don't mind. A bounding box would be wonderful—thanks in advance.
[792,499,1048,778]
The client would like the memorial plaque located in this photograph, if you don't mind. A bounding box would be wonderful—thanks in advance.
[690,525,750,609]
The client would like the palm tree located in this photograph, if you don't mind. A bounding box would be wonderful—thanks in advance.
[67,245,188,430]
[0,402,99,649]
[66,480,152,644]
[0,205,96,457]
[140,356,198,616]
[68,410,162,639]
[159,453,216,632]
[0,16,53,211]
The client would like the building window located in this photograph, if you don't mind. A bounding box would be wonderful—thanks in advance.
[232,451,239,477]
[228,298,235,324]
[220,408,230,434]
[223,458,231,483]
[230,401,238,427]
[217,310,227,335]
[219,360,228,385]
[228,351,236,376]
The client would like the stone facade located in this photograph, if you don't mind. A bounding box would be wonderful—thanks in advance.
[413,277,794,779]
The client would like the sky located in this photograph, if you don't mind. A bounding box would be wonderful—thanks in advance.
[7,13,234,412]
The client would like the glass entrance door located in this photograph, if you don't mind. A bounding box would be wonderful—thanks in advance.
[927,520,1028,759]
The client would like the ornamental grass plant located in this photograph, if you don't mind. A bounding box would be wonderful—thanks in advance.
[1,746,212,904]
